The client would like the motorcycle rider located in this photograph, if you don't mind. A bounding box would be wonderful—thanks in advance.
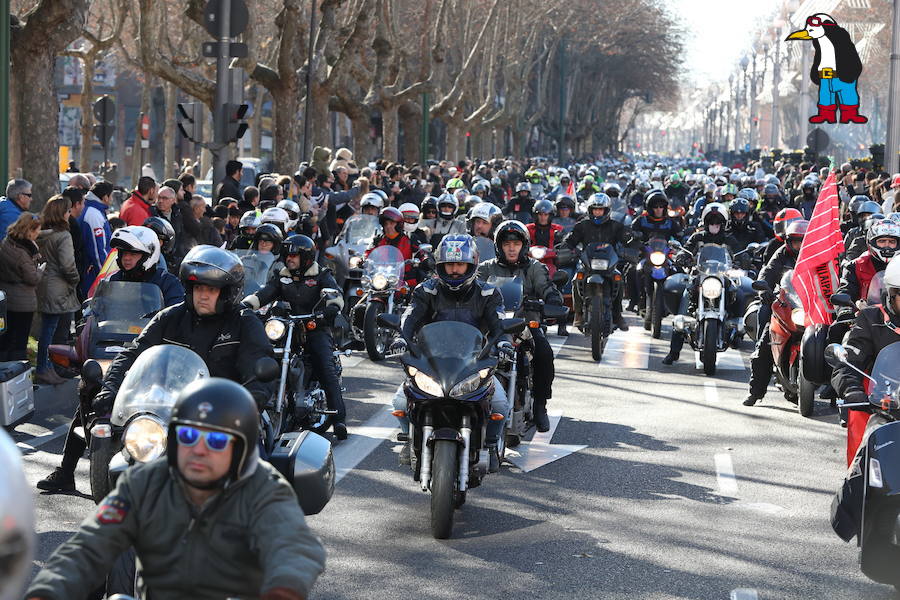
[845,213,885,262]
[833,257,900,464]
[142,216,177,272]
[391,234,510,472]
[743,220,809,406]
[526,199,564,250]
[398,202,430,246]
[843,199,881,255]
[427,193,466,246]
[662,203,742,365]
[243,234,348,440]
[0,429,34,600]
[796,179,819,219]
[727,198,766,249]
[476,221,564,432]
[27,380,326,600]
[360,192,384,217]
[504,182,535,224]
[230,211,261,251]
[38,246,274,492]
[555,195,578,235]
[366,206,420,286]
[836,219,900,304]
[562,192,637,331]
[763,207,803,263]
[631,190,682,243]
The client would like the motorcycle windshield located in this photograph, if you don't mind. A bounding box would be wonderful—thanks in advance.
[779,270,802,308]
[415,322,485,391]
[475,237,496,263]
[697,244,731,277]
[583,242,618,272]
[234,250,277,296]
[647,238,669,254]
[486,276,523,312]
[609,197,628,223]
[869,342,900,409]
[111,345,209,426]
[342,215,380,246]
[868,271,885,306]
[91,281,164,335]
[364,245,405,285]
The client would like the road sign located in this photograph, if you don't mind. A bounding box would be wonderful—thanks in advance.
[807,127,829,154]
[93,96,115,124]
[744,143,750,152]
[204,0,248,38]
[140,113,150,140]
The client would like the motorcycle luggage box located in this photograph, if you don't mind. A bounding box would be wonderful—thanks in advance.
[267,430,335,515]
[0,360,33,426]
[663,273,688,316]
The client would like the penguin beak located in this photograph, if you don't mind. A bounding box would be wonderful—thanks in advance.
[786,29,812,40]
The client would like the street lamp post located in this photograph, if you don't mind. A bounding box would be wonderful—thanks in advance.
[770,23,784,149]
[886,0,900,174]
[739,55,749,152]
[726,75,733,152]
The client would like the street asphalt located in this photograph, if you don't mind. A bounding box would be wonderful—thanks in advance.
[10,312,892,600]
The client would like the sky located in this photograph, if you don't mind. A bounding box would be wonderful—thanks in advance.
[667,0,783,83]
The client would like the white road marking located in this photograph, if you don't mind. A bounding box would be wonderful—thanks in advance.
[340,354,367,369]
[703,381,718,403]
[505,412,587,473]
[332,409,399,483]
[602,328,649,369]
[694,348,746,371]
[730,589,759,600]
[715,453,739,497]
[16,422,71,452]
[546,333,567,357]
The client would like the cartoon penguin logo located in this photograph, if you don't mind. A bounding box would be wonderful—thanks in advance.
[786,13,867,125]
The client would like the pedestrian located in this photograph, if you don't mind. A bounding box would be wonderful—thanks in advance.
[192,196,222,246]
[152,184,184,267]
[120,176,157,226]
[0,212,42,361]
[240,185,259,213]
[215,159,243,203]
[176,173,202,258]
[0,179,33,242]
[35,196,80,386]
[77,181,112,298]
[61,186,87,292]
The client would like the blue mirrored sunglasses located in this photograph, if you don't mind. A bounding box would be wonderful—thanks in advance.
[175,425,233,452]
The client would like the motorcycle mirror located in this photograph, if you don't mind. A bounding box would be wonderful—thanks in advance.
[830,293,854,308]
[81,359,103,386]
[418,244,433,255]
[670,240,683,249]
[502,317,527,335]
[543,304,569,321]
[746,243,759,251]
[824,343,849,369]
[320,287,340,299]
[255,357,281,383]
[376,313,401,331]
[751,280,772,293]
[551,271,569,286]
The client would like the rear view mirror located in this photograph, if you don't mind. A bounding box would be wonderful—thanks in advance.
[543,304,569,321]
[502,317,526,335]
[255,357,280,383]
[418,244,433,255]
[824,343,849,369]
[830,293,853,308]
[551,270,569,286]
[376,313,401,330]
[81,359,103,386]
[751,280,772,293]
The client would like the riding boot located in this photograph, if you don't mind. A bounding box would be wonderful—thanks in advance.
[662,331,684,365]
[533,397,551,433]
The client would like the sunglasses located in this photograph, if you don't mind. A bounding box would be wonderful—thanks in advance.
[22,192,32,197]
[175,425,233,451]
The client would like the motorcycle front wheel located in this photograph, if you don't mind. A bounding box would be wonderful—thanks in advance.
[651,286,664,339]
[363,301,387,361]
[430,440,460,539]
[89,436,114,504]
[590,295,605,361]
[797,358,816,417]
[701,320,719,376]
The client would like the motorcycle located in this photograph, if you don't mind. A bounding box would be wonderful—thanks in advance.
[489,276,568,450]
[352,245,413,362]
[828,341,900,590]
[639,238,678,338]
[377,312,525,539]
[85,345,334,516]
[263,289,347,442]
[324,214,381,313]
[49,279,164,377]
[669,244,754,376]
[752,270,818,416]
[574,242,632,361]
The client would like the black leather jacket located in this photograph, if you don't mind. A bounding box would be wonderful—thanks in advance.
[401,278,505,342]
[95,302,273,413]
[245,263,343,315]
[833,306,900,399]
[562,217,636,250]
[758,245,797,289]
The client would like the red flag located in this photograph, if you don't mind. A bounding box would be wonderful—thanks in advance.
[566,180,575,197]
[791,171,844,326]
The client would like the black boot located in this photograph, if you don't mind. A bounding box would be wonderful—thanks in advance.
[662,331,684,365]
[556,323,569,336]
[37,467,75,492]
[533,398,551,433]
[743,394,762,407]
[614,314,629,331]
[332,422,348,440]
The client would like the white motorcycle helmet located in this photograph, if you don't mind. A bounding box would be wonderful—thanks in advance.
[437,193,459,220]
[110,225,161,274]
[260,206,290,234]
[884,255,900,316]
[0,429,33,600]
[277,199,301,231]
[700,202,729,233]
[398,202,420,235]
[867,219,900,264]
[360,192,385,212]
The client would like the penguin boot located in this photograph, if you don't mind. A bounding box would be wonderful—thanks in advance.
[809,104,837,124]
[839,105,868,124]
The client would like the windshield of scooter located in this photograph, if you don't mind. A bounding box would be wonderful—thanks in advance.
[364,245,405,289]
[697,244,731,277]
[868,271,885,306]
[342,215,380,246]
[91,280,164,335]
[235,250,277,296]
[869,342,900,409]
[111,345,209,426]
[610,196,628,223]
[778,270,802,308]
[487,276,523,314]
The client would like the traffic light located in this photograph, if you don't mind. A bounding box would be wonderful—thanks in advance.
[92,96,116,148]
[225,103,249,142]
[177,102,201,142]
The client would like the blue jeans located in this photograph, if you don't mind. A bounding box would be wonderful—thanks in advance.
[818,78,860,106]
[37,313,63,371]
[392,376,510,443]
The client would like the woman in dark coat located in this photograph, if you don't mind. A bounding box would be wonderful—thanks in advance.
[0,211,42,361]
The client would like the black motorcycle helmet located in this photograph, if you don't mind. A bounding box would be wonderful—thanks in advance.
[251,223,284,254]
[555,194,576,214]
[857,199,882,227]
[167,378,259,489]
[282,234,317,274]
[420,196,439,218]
[801,180,817,196]
[179,245,245,315]
[494,220,530,266]
[532,199,554,223]
[142,216,176,254]
[644,190,668,221]
[729,198,751,225]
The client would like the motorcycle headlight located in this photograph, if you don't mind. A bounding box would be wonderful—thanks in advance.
[590,258,609,271]
[413,372,443,397]
[124,416,167,463]
[449,372,487,397]
[791,307,806,326]
[530,247,547,260]
[649,252,666,267]
[700,277,723,299]
[349,256,363,268]
[372,273,389,290]
[265,319,286,341]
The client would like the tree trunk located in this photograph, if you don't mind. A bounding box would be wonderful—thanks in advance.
[271,86,300,173]
[79,54,96,172]
[381,103,398,163]
[350,114,369,167]
[399,102,421,165]
[250,85,263,158]
[164,81,177,180]
[309,87,330,163]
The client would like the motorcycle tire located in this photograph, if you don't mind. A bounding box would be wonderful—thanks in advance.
[651,287,664,339]
[798,358,816,417]
[363,302,388,362]
[701,320,718,377]
[89,436,115,504]
[643,292,652,331]
[590,295,605,361]
[430,440,459,539]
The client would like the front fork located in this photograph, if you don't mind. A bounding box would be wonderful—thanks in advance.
[275,322,295,414]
